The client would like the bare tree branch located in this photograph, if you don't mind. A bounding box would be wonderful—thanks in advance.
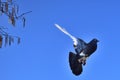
[0,0,30,48]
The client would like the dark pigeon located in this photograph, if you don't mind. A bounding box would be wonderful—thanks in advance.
[54,24,99,76]
[69,38,99,76]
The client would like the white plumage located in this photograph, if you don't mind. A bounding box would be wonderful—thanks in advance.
[54,24,78,46]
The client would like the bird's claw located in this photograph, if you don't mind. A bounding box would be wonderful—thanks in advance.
[78,57,87,65]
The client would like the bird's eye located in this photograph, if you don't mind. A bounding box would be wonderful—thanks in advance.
[95,39,99,42]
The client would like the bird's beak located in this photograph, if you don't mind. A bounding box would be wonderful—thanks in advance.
[97,40,99,42]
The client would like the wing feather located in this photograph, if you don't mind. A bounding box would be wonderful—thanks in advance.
[54,24,78,45]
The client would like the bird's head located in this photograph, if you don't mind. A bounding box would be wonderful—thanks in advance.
[93,38,99,43]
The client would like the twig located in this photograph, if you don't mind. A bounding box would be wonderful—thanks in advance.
[16,11,32,19]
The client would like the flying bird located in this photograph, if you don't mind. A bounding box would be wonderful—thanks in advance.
[54,24,99,76]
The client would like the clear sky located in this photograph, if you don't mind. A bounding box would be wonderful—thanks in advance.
[0,0,120,80]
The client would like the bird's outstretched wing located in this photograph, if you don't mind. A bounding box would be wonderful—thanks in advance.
[69,52,83,75]
[54,24,78,45]
[81,39,98,57]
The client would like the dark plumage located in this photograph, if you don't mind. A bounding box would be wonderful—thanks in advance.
[69,38,99,76]
[81,38,99,57]
[69,52,83,76]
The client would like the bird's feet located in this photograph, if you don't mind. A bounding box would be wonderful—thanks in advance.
[78,56,87,66]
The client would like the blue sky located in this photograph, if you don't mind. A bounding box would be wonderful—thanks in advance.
[0,0,120,80]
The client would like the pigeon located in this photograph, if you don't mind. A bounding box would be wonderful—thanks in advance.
[69,38,99,75]
[54,24,99,76]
